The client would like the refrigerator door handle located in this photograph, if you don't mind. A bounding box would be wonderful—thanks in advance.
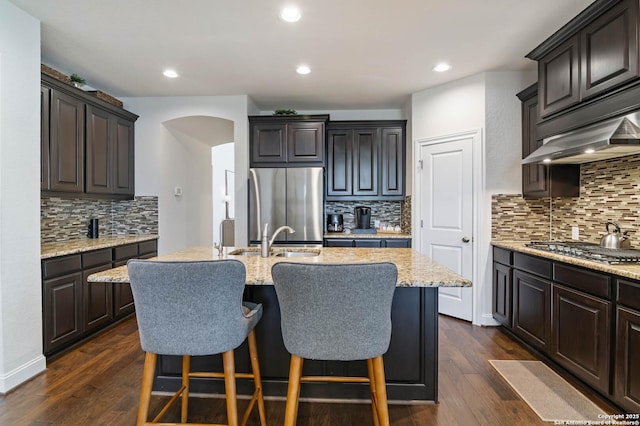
[249,168,262,239]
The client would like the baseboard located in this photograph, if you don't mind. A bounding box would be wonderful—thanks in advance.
[0,354,46,394]
[480,313,500,327]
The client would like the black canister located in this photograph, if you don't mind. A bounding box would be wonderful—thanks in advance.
[87,218,99,238]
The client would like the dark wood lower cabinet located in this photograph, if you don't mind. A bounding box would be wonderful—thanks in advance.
[513,270,551,352]
[43,272,83,355]
[83,265,114,333]
[323,238,411,248]
[493,262,512,328]
[615,306,640,413]
[154,287,438,402]
[552,284,611,394]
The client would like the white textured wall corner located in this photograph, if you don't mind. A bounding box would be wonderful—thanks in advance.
[0,0,46,392]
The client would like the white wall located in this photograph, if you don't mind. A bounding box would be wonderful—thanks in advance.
[121,96,252,254]
[212,143,234,244]
[0,0,46,392]
[411,71,532,326]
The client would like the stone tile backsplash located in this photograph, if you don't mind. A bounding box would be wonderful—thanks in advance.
[41,196,158,243]
[492,153,640,244]
[325,196,411,233]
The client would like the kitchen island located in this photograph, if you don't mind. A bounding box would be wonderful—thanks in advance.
[88,246,471,403]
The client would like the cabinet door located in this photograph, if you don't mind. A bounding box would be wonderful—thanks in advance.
[493,262,512,328]
[86,105,112,194]
[580,0,639,100]
[521,93,548,196]
[513,270,551,352]
[41,85,51,190]
[552,284,610,393]
[615,306,640,413]
[326,129,353,197]
[323,238,354,247]
[43,272,83,355]
[384,239,411,248]
[50,90,85,192]
[113,259,135,318]
[250,123,287,166]
[353,239,382,248]
[538,35,580,118]
[113,117,135,195]
[352,128,378,196]
[287,121,324,164]
[380,127,404,197]
[83,264,114,333]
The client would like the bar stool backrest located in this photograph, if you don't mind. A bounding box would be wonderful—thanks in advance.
[127,259,257,356]
[271,262,397,361]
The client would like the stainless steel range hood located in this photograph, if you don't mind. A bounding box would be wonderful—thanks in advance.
[523,112,640,164]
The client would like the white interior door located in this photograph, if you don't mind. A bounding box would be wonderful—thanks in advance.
[418,134,474,321]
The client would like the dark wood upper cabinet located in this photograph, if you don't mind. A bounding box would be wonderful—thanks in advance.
[50,89,85,193]
[326,120,406,201]
[86,105,135,196]
[527,0,640,138]
[41,85,51,191]
[580,0,639,100]
[42,73,138,199]
[538,35,580,118]
[249,115,328,167]
[516,84,580,198]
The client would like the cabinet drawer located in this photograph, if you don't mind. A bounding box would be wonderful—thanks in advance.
[514,252,551,279]
[113,244,138,261]
[42,255,82,279]
[493,247,512,266]
[618,279,640,311]
[554,263,611,299]
[82,249,112,269]
[138,240,158,256]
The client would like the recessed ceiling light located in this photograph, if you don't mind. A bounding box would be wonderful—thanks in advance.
[584,148,595,154]
[163,69,179,78]
[432,63,451,72]
[543,158,552,163]
[296,65,311,75]
[280,6,301,22]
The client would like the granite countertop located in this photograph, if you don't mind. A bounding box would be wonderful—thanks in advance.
[493,240,640,281]
[88,246,470,288]
[324,232,412,239]
[41,235,159,259]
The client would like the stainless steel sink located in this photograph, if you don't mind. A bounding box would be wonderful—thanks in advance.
[228,249,261,256]
[273,250,320,258]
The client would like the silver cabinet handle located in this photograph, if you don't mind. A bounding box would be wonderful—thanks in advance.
[462,237,470,243]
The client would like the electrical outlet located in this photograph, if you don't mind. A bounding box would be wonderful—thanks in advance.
[571,226,579,240]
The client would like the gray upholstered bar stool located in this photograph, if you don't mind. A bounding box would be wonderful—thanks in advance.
[271,262,397,426]
[127,259,267,426]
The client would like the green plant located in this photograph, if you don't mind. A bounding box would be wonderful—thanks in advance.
[273,109,297,115]
[70,73,86,85]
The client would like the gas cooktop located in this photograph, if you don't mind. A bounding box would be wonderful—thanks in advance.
[525,241,640,264]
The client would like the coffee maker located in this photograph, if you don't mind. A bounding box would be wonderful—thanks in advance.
[354,206,372,229]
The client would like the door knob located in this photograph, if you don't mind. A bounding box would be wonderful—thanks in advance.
[462,237,470,243]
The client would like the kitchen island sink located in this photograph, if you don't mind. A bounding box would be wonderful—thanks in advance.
[88,246,470,403]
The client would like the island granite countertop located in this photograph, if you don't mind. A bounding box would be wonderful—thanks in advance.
[493,240,640,281]
[41,235,159,259]
[88,246,470,288]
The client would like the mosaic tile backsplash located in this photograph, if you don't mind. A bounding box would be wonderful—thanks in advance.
[41,196,159,243]
[492,153,640,244]
[325,196,411,234]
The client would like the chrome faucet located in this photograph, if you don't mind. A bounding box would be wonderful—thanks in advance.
[261,223,295,257]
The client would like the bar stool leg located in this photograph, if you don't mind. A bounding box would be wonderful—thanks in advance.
[137,352,157,426]
[367,358,381,426]
[372,356,390,426]
[181,355,190,423]
[284,355,304,426]
[223,350,239,426]
[247,330,267,426]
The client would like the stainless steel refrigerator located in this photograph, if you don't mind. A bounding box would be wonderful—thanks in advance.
[249,167,323,246]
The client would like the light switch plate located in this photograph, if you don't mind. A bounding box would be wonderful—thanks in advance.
[174,186,183,196]
[571,226,579,240]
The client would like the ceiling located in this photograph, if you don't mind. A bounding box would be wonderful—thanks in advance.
[11,0,595,111]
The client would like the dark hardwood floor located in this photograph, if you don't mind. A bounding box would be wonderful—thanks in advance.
[0,315,619,425]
